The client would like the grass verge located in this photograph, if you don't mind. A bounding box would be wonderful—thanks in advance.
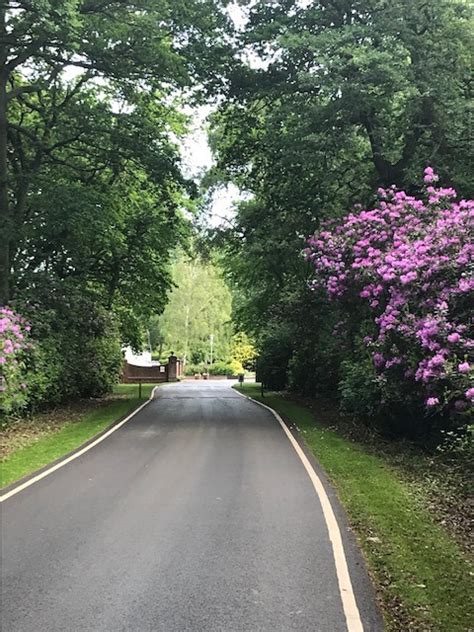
[1,383,156,489]
[236,383,473,631]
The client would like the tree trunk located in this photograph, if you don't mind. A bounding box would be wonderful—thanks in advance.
[362,116,402,187]
[0,9,9,305]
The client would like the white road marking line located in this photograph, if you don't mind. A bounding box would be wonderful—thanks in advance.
[0,387,158,503]
[235,388,364,632]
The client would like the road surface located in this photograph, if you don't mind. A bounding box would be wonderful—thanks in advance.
[1,381,382,631]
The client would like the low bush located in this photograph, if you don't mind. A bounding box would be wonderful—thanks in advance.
[0,307,32,415]
[184,363,206,376]
[1,292,123,419]
[207,360,244,376]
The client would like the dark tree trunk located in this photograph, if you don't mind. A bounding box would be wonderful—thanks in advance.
[362,116,404,188]
[0,8,10,305]
[363,96,435,190]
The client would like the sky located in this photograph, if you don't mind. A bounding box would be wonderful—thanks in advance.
[178,2,253,228]
[179,104,243,229]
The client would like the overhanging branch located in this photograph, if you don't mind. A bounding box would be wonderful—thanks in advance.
[6,84,41,101]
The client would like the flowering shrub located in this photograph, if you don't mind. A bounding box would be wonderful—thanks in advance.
[0,307,32,415]
[305,169,473,420]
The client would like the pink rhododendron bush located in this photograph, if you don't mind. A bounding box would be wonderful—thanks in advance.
[305,169,473,429]
[0,307,32,415]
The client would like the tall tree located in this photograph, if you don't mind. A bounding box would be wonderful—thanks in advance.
[210,0,473,333]
[157,255,233,364]
[0,0,232,303]
[208,0,473,400]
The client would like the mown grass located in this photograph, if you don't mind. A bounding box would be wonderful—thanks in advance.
[1,383,156,488]
[236,383,473,631]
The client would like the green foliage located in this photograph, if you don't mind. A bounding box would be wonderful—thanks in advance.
[1,0,233,410]
[184,359,243,377]
[183,363,206,376]
[209,359,244,376]
[6,286,123,415]
[12,90,187,329]
[287,296,347,396]
[256,322,294,391]
[211,0,473,438]
[230,332,257,370]
[338,355,383,420]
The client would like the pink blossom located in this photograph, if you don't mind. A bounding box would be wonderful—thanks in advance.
[373,353,385,368]
[458,362,470,373]
[426,397,439,407]
[423,167,439,184]
[306,171,473,415]
[429,354,445,368]
[458,278,473,292]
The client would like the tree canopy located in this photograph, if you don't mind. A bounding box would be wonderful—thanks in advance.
[209,0,473,432]
[1,0,472,430]
[0,0,234,410]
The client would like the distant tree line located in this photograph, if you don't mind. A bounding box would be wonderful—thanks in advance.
[147,253,256,376]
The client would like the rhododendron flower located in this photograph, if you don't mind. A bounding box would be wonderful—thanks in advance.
[426,397,439,406]
[465,388,474,401]
[430,355,445,368]
[458,278,472,292]
[386,357,402,368]
[0,307,32,413]
[373,353,385,368]
[424,167,439,184]
[306,170,473,415]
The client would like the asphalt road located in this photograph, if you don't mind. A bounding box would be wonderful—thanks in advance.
[1,381,382,631]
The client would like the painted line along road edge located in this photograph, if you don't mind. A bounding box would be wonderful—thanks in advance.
[234,388,364,632]
[0,387,158,503]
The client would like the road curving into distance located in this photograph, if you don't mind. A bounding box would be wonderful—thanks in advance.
[1,381,383,631]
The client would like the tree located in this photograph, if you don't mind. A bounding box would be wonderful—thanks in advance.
[0,0,234,409]
[209,0,473,395]
[0,0,232,303]
[157,254,233,364]
[10,87,188,339]
[230,332,257,370]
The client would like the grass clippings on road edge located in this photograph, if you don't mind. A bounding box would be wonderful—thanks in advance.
[236,383,473,632]
[1,383,156,488]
